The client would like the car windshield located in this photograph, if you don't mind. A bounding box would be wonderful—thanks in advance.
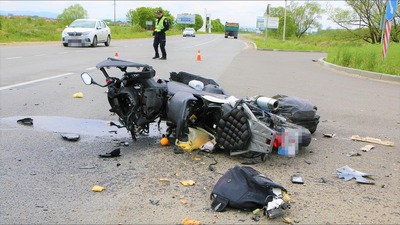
[185,28,194,31]
[70,20,96,28]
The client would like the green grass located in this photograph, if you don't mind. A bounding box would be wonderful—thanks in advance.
[1,16,398,76]
[249,33,399,76]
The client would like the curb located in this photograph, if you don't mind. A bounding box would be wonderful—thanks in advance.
[318,57,400,83]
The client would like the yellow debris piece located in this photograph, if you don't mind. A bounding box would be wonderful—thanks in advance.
[92,185,105,192]
[181,217,201,225]
[180,180,195,186]
[73,92,83,98]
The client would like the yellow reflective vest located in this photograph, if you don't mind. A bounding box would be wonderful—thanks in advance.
[155,17,166,32]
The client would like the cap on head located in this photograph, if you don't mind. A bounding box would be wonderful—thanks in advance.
[157,10,163,14]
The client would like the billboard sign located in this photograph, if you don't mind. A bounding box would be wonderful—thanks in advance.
[256,16,279,29]
[177,14,195,24]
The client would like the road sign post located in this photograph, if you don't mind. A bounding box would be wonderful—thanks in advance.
[382,0,398,59]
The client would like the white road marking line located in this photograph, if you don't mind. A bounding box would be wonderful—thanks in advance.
[0,72,74,91]
[85,67,96,70]
[6,57,23,60]
[34,54,46,57]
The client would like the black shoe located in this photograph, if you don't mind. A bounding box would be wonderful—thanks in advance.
[152,56,159,59]
[159,57,167,60]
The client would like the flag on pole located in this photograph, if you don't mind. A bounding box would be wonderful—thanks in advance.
[382,20,391,59]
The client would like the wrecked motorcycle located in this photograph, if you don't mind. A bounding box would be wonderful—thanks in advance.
[81,57,313,160]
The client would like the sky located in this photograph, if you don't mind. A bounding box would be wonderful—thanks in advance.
[0,1,348,29]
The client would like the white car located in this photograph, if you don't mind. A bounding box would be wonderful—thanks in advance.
[183,28,196,37]
[62,19,111,47]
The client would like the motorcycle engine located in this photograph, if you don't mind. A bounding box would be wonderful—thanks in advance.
[142,88,165,118]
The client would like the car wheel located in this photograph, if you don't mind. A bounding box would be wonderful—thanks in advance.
[105,35,111,46]
[63,43,68,47]
[91,36,98,47]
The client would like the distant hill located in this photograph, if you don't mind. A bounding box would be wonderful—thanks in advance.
[0,10,59,18]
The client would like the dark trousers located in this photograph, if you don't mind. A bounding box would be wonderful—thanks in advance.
[153,33,167,58]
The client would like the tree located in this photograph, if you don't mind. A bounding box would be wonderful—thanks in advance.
[268,6,297,39]
[57,4,87,25]
[126,7,174,30]
[211,19,224,32]
[288,1,324,38]
[328,0,399,44]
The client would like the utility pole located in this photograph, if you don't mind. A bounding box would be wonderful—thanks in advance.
[264,4,270,41]
[114,0,116,23]
[283,0,287,41]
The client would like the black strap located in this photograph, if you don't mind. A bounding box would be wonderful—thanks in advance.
[210,194,229,212]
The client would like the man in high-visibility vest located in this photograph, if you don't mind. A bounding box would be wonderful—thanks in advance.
[153,10,169,60]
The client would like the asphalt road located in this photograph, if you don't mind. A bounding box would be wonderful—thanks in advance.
[0,34,399,224]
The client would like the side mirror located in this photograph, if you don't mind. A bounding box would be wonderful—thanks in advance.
[81,72,93,85]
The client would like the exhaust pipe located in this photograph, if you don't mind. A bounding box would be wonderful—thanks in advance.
[256,96,279,111]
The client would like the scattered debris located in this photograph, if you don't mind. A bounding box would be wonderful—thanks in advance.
[99,148,121,158]
[346,152,362,157]
[181,218,201,225]
[304,160,312,165]
[351,135,394,147]
[72,92,83,98]
[319,177,327,183]
[336,165,374,184]
[159,178,169,182]
[79,166,95,169]
[323,133,336,138]
[92,185,105,192]
[17,117,33,126]
[283,216,294,224]
[252,208,261,215]
[361,144,375,152]
[291,175,304,184]
[251,214,261,222]
[109,121,124,128]
[180,199,188,205]
[200,139,216,153]
[174,147,184,154]
[180,180,195,186]
[149,199,159,206]
[60,133,80,142]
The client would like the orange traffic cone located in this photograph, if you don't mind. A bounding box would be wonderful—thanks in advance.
[196,50,202,61]
[114,52,119,58]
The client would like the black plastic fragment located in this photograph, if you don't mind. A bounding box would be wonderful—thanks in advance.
[17,117,33,126]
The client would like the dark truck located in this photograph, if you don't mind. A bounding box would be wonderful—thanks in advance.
[224,22,239,39]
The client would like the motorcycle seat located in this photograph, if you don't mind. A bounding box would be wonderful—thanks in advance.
[167,81,228,101]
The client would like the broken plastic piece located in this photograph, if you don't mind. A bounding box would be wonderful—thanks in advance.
[361,144,375,152]
[351,135,394,147]
[72,92,83,98]
[336,165,374,184]
[181,218,201,225]
[323,133,336,138]
[92,185,105,192]
[99,148,120,158]
[17,117,33,126]
[346,152,361,157]
[60,133,80,142]
[180,180,195,186]
[291,175,304,184]
[175,127,213,152]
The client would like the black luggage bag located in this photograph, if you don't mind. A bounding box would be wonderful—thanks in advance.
[272,94,320,134]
